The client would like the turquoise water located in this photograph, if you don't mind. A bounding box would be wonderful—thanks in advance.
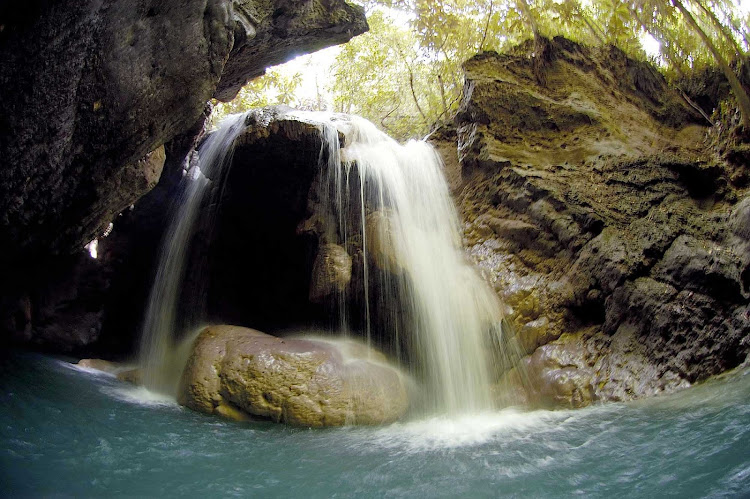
[2,351,749,498]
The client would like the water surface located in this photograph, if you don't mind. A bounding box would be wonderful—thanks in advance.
[2,351,749,497]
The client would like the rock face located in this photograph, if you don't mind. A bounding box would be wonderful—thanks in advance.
[0,1,366,351]
[0,0,366,268]
[309,244,352,303]
[178,325,409,426]
[450,37,750,407]
[204,109,329,332]
[0,253,110,354]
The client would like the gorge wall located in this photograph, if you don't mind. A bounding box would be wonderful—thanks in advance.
[3,11,748,413]
[0,0,367,352]
[441,37,750,407]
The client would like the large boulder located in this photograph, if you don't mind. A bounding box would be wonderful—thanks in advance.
[178,325,409,426]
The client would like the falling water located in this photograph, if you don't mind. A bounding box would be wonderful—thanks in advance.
[139,113,248,394]
[139,109,510,413]
[305,113,505,414]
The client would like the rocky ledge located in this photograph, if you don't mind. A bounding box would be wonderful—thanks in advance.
[0,0,367,268]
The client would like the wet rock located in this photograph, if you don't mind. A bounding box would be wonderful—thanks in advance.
[506,335,596,409]
[428,123,463,191]
[652,235,745,303]
[77,359,121,374]
[0,0,367,267]
[517,317,553,354]
[456,37,750,405]
[117,368,143,385]
[178,325,409,426]
[309,244,352,303]
[729,196,750,240]
[603,277,747,382]
[365,210,406,274]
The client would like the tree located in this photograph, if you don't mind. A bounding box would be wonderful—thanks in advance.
[672,0,750,128]
[213,0,750,136]
[329,9,458,139]
[210,69,304,126]
[363,0,750,129]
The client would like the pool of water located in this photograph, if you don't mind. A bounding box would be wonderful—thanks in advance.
[2,351,749,498]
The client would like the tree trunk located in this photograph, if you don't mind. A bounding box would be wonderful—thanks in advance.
[690,0,744,57]
[579,11,606,45]
[673,0,750,129]
[479,0,495,51]
[517,0,551,85]
[516,0,541,42]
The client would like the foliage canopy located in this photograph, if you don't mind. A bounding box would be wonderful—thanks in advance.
[214,0,750,138]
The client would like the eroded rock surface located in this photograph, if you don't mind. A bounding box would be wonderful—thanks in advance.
[451,37,750,407]
[178,325,409,426]
[0,0,366,267]
[0,2,366,351]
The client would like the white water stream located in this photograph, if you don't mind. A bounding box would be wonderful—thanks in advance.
[139,113,247,394]
[139,110,510,414]
[311,114,504,413]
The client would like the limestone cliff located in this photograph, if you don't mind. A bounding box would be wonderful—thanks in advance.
[445,37,750,407]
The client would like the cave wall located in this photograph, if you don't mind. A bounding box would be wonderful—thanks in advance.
[204,112,326,332]
[0,0,367,353]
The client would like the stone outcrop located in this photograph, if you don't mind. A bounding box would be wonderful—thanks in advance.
[178,325,409,426]
[0,1,367,351]
[449,37,750,407]
[0,0,366,267]
[309,244,352,303]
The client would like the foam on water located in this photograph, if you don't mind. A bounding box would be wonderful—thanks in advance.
[356,405,619,452]
[101,385,179,408]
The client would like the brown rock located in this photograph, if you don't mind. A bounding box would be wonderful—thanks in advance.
[365,210,405,273]
[117,368,143,385]
[178,325,409,426]
[458,38,750,405]
[309,244,352,303]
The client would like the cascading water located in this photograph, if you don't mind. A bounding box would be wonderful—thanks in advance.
[139,113,248,395]
[139,109,513,414]
[306,114,506,414]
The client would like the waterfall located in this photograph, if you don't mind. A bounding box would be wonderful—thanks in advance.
[305,113,504,414]
[139,113,248,395]
[139,109,510,414]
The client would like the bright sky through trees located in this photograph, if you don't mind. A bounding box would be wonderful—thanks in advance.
[212,0,750,137]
